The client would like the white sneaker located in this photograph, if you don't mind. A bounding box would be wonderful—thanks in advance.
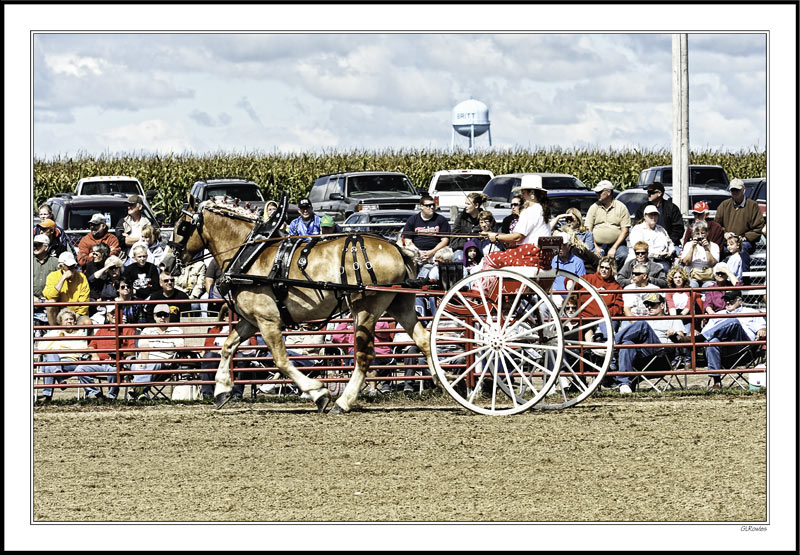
[619,384,633,394]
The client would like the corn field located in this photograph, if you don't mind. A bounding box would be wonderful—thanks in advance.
[33,148,766,224]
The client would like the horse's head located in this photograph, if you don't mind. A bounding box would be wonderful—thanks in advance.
[161,196,206,276]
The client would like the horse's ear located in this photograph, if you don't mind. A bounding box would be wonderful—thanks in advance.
[188,192,197,211]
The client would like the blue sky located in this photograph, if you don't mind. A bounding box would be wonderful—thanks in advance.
[33,32,767,158]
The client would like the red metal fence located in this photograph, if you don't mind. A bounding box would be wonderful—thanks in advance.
[32,283,766,399]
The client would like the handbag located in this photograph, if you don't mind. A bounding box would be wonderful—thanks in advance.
[690,266,714,282]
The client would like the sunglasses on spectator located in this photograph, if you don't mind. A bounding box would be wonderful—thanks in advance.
[715,272,727,277]
[155,312,170,318]
[118,284,130,289]
[724,298,739,305]
[510,202,521,207]
[632,271,647,276]
[634,251,648,256]
[599,265,612,270]
[421,203,436,208]
[644,301,662,308]
[161,278,175,283]
[564,305,578,312]
[647,189,659,195]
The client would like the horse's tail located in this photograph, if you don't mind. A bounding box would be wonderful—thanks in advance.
[397,244,420,280]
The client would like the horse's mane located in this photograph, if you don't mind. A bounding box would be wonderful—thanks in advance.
[200,198,261,222]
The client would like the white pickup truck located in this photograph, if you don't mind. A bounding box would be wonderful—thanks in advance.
[75,175,155,205]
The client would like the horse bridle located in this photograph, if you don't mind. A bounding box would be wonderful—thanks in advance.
[166,208,207,274]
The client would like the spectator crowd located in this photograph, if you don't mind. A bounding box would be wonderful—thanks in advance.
[33,178,766,402]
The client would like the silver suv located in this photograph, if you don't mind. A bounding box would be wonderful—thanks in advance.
[308,171,421,221]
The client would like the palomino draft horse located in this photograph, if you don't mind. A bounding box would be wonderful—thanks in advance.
[160,198,438,414]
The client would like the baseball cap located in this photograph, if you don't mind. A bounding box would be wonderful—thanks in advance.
[89,213,106,225]
[692,201,709,213]
[126,194,143,205]
[592,180,614,193]
[104,255,124,269]
[647,183,665,193]
[643,204,660,215]
[722,290,742,302]
[644,293,665,303]
[728,178,744,191]
[38,219,56,229]
[153,304,171,315]
[298,198,312,209]
[320,215,335,228]
[58,251,78,267]
[33,234,50,246]
[519,175,544,190]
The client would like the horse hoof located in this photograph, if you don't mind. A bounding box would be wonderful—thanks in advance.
[215,392,231,410]
[328,403,346,415]
[316,395,331,413]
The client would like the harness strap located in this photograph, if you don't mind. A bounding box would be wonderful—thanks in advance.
[267,238,303,329]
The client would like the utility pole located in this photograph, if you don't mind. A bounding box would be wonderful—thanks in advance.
[672,34,690,216]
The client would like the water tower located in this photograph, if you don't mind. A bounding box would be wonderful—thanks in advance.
[451,98,492,152]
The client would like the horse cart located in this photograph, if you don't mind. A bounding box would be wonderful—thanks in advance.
[162,195,614,416]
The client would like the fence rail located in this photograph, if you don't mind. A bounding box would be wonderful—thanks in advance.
[32,282,767,400]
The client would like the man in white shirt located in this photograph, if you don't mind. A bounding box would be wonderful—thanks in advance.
[130,303,184,400]
[613,293,687,393]
[620,263,659,331]
[699,291,766,389]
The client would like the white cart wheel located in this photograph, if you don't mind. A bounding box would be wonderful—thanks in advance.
[430,269,564,415]
[535,270,614,410]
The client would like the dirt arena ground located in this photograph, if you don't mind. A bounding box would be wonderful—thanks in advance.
[32,388,766,523]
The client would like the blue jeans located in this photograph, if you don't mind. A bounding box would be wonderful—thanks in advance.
[613,321,665,386]
[595,242,628,270]
[82,363,119,398]
[702,319,750,378]
[40,353,101,398]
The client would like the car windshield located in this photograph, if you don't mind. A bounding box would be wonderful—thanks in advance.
[80,180,141,195]
[660,168,729,189]
[434,174,493,193]
[541,176,588,190]
[348,175,417,197]
[483,177,520,202]
[370,214,412,224]
[66,206,129,230]
[548,194,598,217]
[206,185,265,201]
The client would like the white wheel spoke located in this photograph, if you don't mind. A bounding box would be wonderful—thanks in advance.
[449,346,495,389]
[442,310,487,338]
[503,296,547,336]
[454,290,493,332]
[476,281,496,329]
[436,345,485,366]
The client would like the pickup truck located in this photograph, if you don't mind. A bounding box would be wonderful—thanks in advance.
[184,178,301,220]
[637,165,730,190]
[40,194,170,252]
[75,176,156,205]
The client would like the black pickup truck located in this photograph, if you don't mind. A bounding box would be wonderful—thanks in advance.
[637,165,730,190]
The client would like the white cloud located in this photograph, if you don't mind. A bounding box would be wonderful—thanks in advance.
[103,120,195,154]
[45,53,105,77]
[31,32,767,157]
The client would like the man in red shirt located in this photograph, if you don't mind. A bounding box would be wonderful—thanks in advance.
[81,305,137,400]
[77,213,121,268]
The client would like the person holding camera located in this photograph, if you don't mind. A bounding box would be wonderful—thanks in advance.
[679,220,719,287]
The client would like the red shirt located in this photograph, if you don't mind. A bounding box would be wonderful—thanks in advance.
[580,272,624,317]
[89,326,137,360]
